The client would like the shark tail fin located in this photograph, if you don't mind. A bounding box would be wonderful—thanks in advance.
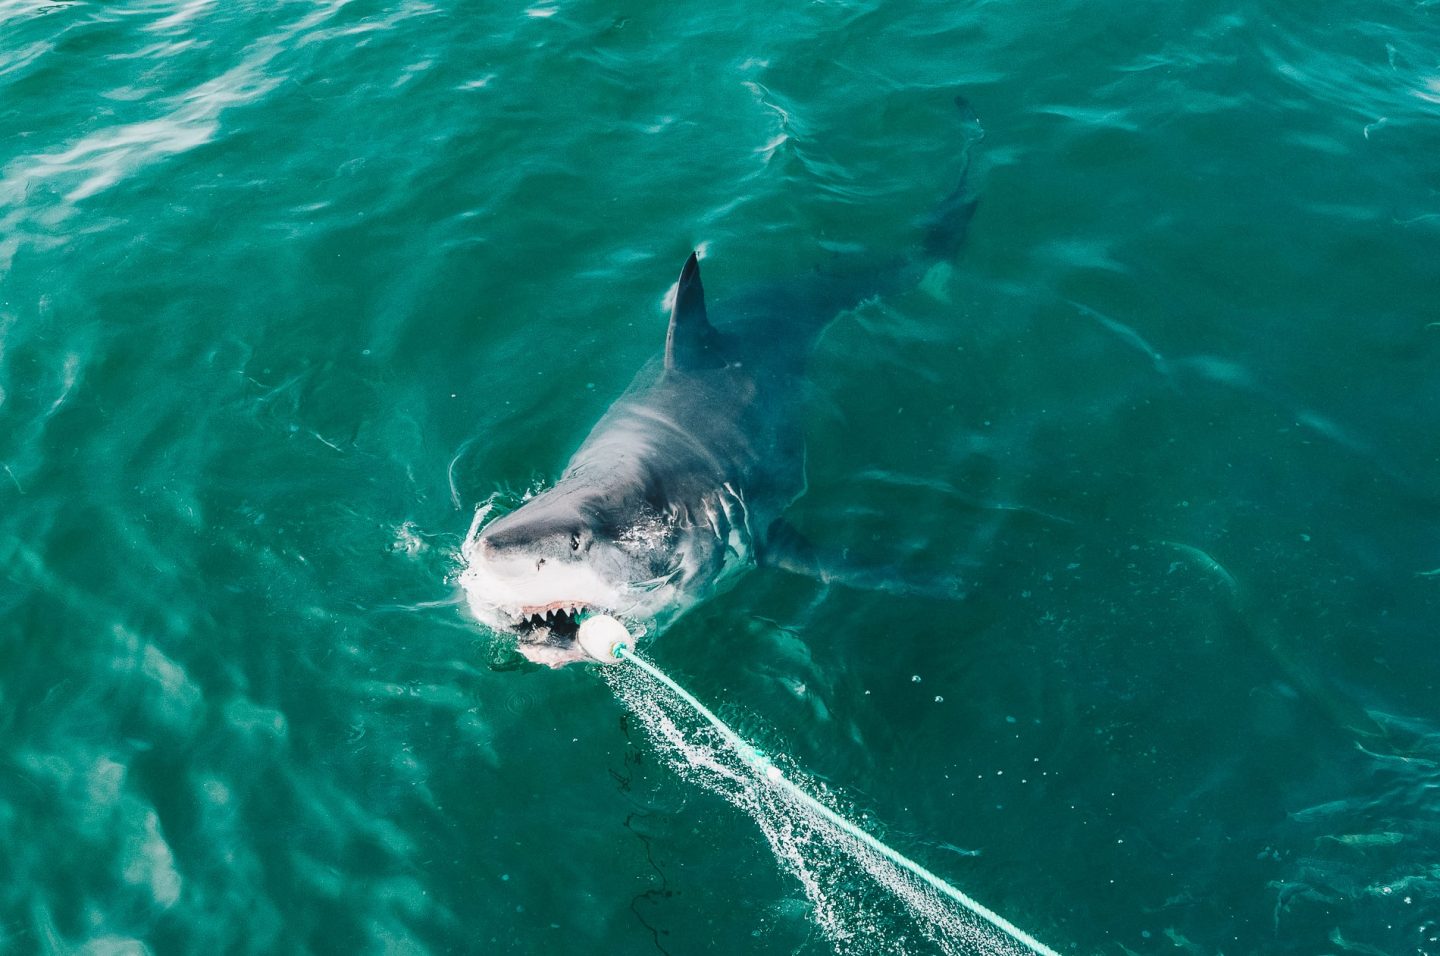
[811,93,985,309]
[918,96,984,261]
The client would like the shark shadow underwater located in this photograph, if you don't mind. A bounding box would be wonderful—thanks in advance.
[462,100,981,666]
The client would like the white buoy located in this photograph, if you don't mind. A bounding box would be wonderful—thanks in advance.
[577,614,629,663]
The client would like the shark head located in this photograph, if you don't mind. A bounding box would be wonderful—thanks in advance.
[460,480,691,666]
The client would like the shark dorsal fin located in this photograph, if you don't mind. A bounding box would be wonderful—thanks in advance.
[664,252,723,372]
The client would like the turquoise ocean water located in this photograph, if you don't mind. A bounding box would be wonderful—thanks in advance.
[3,0,1439,952]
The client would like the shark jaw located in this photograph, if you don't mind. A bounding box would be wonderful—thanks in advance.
[508,602,600,667]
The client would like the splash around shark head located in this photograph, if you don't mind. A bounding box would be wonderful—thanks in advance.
[459,475,706,667]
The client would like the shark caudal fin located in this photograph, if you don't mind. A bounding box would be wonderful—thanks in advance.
[793,93,985,317]
[664,252,725,371]
[918,95,984,261]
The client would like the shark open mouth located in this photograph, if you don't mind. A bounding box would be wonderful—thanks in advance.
[514,603,589,642]
[507,601,627,667]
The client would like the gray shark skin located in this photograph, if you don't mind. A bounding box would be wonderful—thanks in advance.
[461,100,980,666]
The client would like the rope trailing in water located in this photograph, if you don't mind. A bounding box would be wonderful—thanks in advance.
[613,642,1062,956]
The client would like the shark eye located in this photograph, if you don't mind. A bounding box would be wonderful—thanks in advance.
[570,532,581,552]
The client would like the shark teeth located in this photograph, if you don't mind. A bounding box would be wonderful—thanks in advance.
[510,603,595,647]
[511,602,590,620]
[509,603,597,638]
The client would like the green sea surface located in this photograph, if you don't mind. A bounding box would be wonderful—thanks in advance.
[3,0,1439,952]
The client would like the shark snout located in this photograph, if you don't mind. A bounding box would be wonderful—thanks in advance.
[476,511,592,559]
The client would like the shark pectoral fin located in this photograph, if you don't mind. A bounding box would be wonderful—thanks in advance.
[758,518,824,578]
[664,252,725,371]
[760,518,967,602]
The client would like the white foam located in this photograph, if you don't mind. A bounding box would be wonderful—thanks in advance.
[604,663,1048,956]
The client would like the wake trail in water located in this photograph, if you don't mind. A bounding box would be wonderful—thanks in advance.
[603,659,1055,956]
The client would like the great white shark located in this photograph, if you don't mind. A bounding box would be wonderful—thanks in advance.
[461,101,980,666]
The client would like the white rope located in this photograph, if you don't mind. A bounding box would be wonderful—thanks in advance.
[615,644,1062,956]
